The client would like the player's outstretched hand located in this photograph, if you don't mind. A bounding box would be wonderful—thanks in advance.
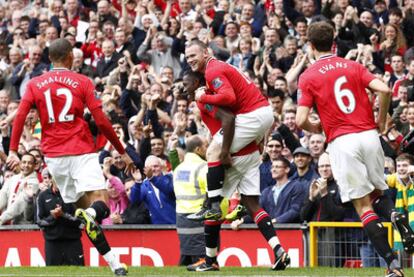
[6,151,20,171]
[121,153,136,176]
[220,151,233,169]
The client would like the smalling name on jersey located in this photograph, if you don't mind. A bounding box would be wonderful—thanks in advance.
[318,62,348,74]
[36,76,79,89]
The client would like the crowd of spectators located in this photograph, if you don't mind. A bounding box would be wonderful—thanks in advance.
[0,0,414,266]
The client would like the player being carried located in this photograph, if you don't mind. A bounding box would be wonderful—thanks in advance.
[7,39,134,276]
[296,21,414,277]
[180,71,290,271]
[185,40,274,221]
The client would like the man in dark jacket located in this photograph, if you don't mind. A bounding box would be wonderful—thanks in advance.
[260,157,305,223]
[36,181,84,266]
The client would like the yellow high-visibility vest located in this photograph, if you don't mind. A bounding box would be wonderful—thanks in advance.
[173,153,207,214]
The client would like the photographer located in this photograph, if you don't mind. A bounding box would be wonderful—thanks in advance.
[37,181,84,266]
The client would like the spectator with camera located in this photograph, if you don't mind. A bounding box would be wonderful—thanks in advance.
[36,180,84,265]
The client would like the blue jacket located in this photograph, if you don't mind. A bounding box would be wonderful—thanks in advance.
[260,180,306,223]
[130,174,176,224]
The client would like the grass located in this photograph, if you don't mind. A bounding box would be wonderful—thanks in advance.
[0,266,410,277]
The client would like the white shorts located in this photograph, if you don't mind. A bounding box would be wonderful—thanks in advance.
[213,106,274,154]
[222,151,261,198]
[45,153,106,203]
[327,129,388,203]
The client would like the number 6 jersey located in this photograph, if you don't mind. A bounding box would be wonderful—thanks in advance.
[10,68,119,157]
[298,55,377,143]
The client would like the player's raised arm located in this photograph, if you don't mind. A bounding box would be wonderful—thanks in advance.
[83,80,135,175]
[296,106,323,134]
[368,78,392,133]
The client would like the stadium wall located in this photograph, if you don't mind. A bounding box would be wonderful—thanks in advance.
[0,224,305,267]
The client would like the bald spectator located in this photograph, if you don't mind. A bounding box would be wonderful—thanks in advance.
[0,89,10,116]
[179,0,197,22]
[41,26,59,64]
[10,44,48,99]
[95,39,122,88]
[97,0,118,27]
[1,47,23,99]
[129,155,176,224]
[71,48,94,78]
[65,0,80,27]
[137,31,181,79]
[284,0,319,24]
[308,134,326,162]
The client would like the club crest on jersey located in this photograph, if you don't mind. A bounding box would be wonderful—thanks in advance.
[205,104,213,111]
[212,78,223,89]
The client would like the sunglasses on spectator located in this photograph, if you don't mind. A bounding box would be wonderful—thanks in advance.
[14,32,23,35]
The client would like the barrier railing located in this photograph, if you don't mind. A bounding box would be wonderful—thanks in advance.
[308,222,393,268]
[1,222,410,268]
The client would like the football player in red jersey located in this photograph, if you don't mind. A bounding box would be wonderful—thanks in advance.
[7,39,133,276]
[185,40,273,221]
[181,71,290,272]
[296,22,412,277]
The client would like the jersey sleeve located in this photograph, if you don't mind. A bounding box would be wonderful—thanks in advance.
[200,69,237,107]
[297,74,314,107]
[358,63,376,88]
[83,78,102,111]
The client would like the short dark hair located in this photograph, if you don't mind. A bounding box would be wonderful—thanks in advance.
[389,7,403,17]
[49,38,72,63]
[307,21,334,52]
[20,15,30,23]
[396,153,414,164]
[183,70,205,86]
[268,88,285,100]
[274,157,290,169]
[21,153,36,163]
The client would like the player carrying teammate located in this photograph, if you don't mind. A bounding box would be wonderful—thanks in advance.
[6,39,134,276]
[181,71,290,271]
[184,40,274,221]
[296,21,414,277]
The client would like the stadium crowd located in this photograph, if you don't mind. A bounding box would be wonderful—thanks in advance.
[0,0,414,268]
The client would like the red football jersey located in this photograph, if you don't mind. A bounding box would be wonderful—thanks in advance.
[18,69,102,157]
[298,55,376,142]
[200,58,269,114]
[197,101,258,156]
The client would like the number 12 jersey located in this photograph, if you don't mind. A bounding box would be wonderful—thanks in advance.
[298,55,377,143]
[17,68,102,157]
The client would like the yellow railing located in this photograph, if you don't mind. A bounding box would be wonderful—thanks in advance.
[308,222,393,267]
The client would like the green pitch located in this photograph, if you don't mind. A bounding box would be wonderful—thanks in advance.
[0,266,411,276]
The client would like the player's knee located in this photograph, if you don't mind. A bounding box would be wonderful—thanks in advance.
[206,142,221,162]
